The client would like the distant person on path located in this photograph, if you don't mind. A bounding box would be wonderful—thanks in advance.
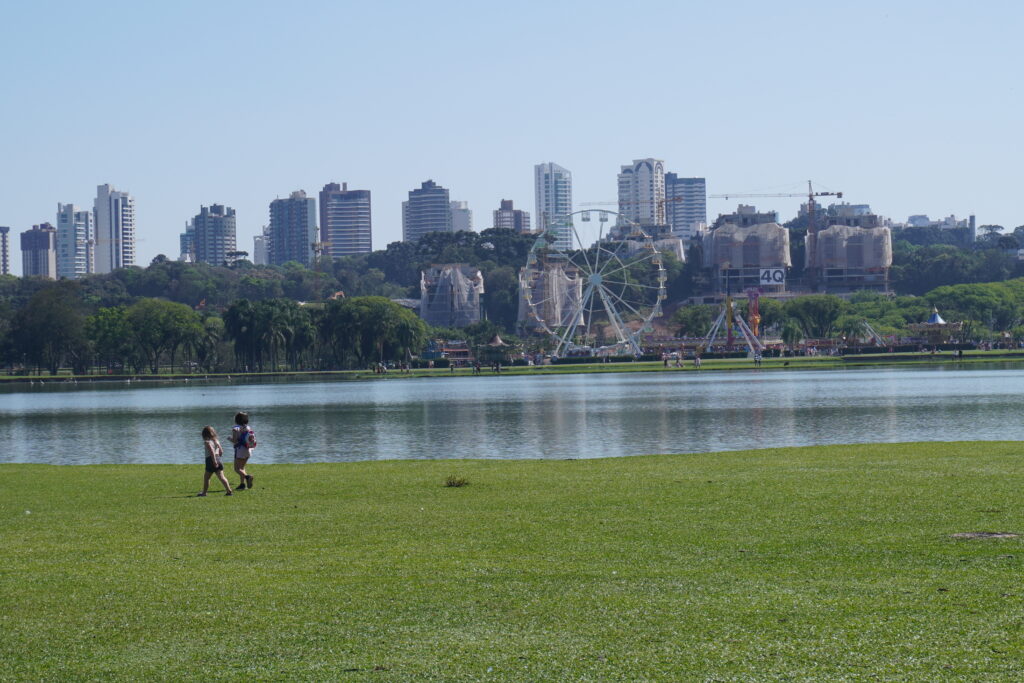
[198,426,232,497]
[231,411,256,490]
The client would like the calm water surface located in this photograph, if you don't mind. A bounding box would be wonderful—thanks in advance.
[1,366,1021,465]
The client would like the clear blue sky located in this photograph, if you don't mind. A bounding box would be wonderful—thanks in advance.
[1,1,1021,275]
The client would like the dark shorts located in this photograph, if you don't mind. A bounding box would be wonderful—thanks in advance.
[205,457,224,473]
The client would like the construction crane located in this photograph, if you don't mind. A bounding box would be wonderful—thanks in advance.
[312,241,332,273]
[709,180,843,290]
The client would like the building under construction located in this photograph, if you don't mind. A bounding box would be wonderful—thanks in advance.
[702,221,791,293]
[516,261,584,333]
[811,224,892,292]
[699,199,893,296]
[419,264,485,328]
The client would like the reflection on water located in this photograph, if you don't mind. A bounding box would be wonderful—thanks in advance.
[0,365,1019,465]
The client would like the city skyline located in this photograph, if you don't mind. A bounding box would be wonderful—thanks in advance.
[1,2,1022,275]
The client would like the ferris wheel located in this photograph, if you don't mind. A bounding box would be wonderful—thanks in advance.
[520,210,667,357]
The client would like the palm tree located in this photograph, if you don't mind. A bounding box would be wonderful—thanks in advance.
[781,319,804,354]
[224,300,258,371]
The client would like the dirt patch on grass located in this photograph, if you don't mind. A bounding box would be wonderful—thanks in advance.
[951,532,1019,540]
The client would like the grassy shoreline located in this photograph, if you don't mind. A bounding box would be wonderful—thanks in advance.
[3,442,1023,679]
[5,349,1024,386]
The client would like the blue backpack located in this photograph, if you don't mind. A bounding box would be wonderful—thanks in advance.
[236,427,257,450]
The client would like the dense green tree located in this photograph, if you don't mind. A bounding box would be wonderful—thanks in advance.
[780,319,804,351]
[755,297,785,331]
[186,315,226,373]
[126,298,203,373]
[223,299,259,371]
[833,314,867,342]
[11,283,89,374]
[784,295,844,338]
[998,235,1020,250]
[927,282,1019,331]
[671,304,715,337]
[86,306,134,372]
[891,226,974,249]
[482,266,519,331]
[890,245,1019,295]
[319,296,427,368]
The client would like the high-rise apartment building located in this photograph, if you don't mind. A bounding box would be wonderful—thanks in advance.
[319,183,372,256]
[0,227,9,276]
[268,191,318,267]
[21,223,58,278]
[189,204,237,266]
[450,201,473,232]
[179,220,195,262]
[93,184,135,273]
[534,162,573,230]
[618,159,667,231]
[402,180,452,243]
[493,199,531,233]
[253,226,269,265]
[664,173,707,240]
[55,203,94,279]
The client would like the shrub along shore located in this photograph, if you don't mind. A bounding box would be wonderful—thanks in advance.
[2,442,1023,679]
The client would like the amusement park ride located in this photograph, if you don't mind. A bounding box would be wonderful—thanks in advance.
[521,210,667,357]
[702,288,765,353]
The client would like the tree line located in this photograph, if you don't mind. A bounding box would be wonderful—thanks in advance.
[6,221,1024,373]
[3,283,428,375]
[672,279,1024,344]
[3,223,1021,331]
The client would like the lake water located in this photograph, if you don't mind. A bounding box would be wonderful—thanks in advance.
[0,366,1020,465]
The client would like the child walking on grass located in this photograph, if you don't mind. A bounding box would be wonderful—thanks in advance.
[198,426,232,497]
[231,411,255,490]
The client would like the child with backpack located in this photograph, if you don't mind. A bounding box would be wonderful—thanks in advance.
[231,411,256,490]
[198,426,232,497]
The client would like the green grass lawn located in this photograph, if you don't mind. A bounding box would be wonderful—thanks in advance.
[3,443,1024,680]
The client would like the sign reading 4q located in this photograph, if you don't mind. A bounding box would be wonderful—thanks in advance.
[760,268,786,285]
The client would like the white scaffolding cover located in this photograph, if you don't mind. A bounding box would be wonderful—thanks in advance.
[420,264,485,328]
[813,225,892,269]
[703,222,792,269]
[517,262,584,330]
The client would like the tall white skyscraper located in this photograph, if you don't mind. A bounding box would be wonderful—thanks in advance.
[534,162,573,249]
[664,173,707,239]
[253,227,269,265]
[534,162,573,230]
[93,184,135,273]
[180,219,195,261]
[56,203,94,279]
[617,159,666,230]
[450,201,473,232]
